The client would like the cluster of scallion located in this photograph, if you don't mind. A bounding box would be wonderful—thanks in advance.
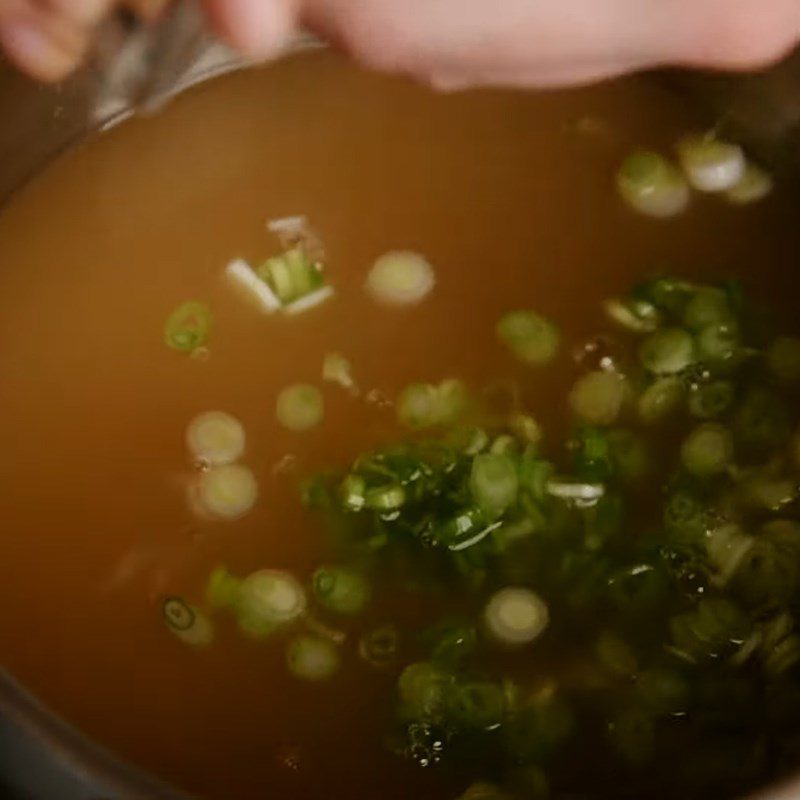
[301,276,800,798]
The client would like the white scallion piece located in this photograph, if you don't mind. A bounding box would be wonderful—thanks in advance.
[724,162,773,205]
[186,411,246,466]
[225,259,281,314]
[276,383,324,431]
[676,134,746,193]
[195,464,258,520]
[238,569,307,628]
[484,587,549,646]
[546,478,606,504]
[366,251,435,306]
[282,285,335,315]
[267,215,308,237]
[322,352,357,393]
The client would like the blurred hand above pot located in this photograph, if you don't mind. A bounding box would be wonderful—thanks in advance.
[1,0,799,88]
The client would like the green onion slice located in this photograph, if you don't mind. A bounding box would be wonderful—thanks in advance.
[164,301,212,353]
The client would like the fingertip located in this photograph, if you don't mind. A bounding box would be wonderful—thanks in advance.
[205,0,298,60]
[0,17,84,82]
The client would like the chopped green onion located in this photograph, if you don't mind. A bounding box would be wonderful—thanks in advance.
[604,297,661,333]
[205,566,242,610]
[397,383,439,428]
[283,286,335,315]
[510,414,542,446]
[767,336,800,383]
[470,453,519,514]
[546,478,605,505]
[396,379,467,428]
[237,569,307,633]
[616,150,690,218]
[669,596,750,661]
[359,625,400,667]
[164,301,212,353]
[365,484,406,511]
[681,422,733,477]
[688,380,735,420]
[313,566,371,615]
[398,661,452,719]
[568,370,625,425]
[497,310,560,366]
[705,524,755,587]
[276,383,324,432]
[449,680,506,731]
[286,634,340,681]
[322,352,356,392]
[424,620,478,667]
[571,426,614,482]
[225,259,281,314]
[696,322,740,363]
[484,587,549,646]
[638,376,685,424]
[724,162,773,205]
[162,597,214,647]
[744,476,797,511]
[256,248,324,304]
[683,288,733,332]
[366,251,435,305]
[676,134,746,192]
[196,464,258,519]
[186,411,246,466]
[639,328,694,375]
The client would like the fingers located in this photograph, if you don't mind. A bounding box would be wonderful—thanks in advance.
[0,0,117,82]
[0,5,87,82]
[203,0,299,61]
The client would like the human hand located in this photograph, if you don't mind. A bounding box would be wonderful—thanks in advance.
[1,0,799,88]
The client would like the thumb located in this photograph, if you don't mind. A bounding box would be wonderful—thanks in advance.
[204,0,299,60]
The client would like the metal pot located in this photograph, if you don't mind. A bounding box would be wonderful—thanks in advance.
[2,25,800,800]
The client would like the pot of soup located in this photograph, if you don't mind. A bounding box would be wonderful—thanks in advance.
[4,19,800,800]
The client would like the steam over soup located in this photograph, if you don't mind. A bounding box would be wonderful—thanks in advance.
[2,49,800,800]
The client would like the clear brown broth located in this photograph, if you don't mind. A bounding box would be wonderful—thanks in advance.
[0,49,799,800]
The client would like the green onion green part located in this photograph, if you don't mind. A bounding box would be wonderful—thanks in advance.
[470,453,519,514]
[616,150,690,218]
[164,301,212,353]
[639,327,694,375]
[287,634,340,681]
[312,566,371,615]
[206,566,242,610]
[724,162,773,205]
[568,370,626,425]
[497,310,560,366]
[681,423,734,477]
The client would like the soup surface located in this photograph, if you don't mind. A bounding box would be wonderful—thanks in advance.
[1,50,800,800]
